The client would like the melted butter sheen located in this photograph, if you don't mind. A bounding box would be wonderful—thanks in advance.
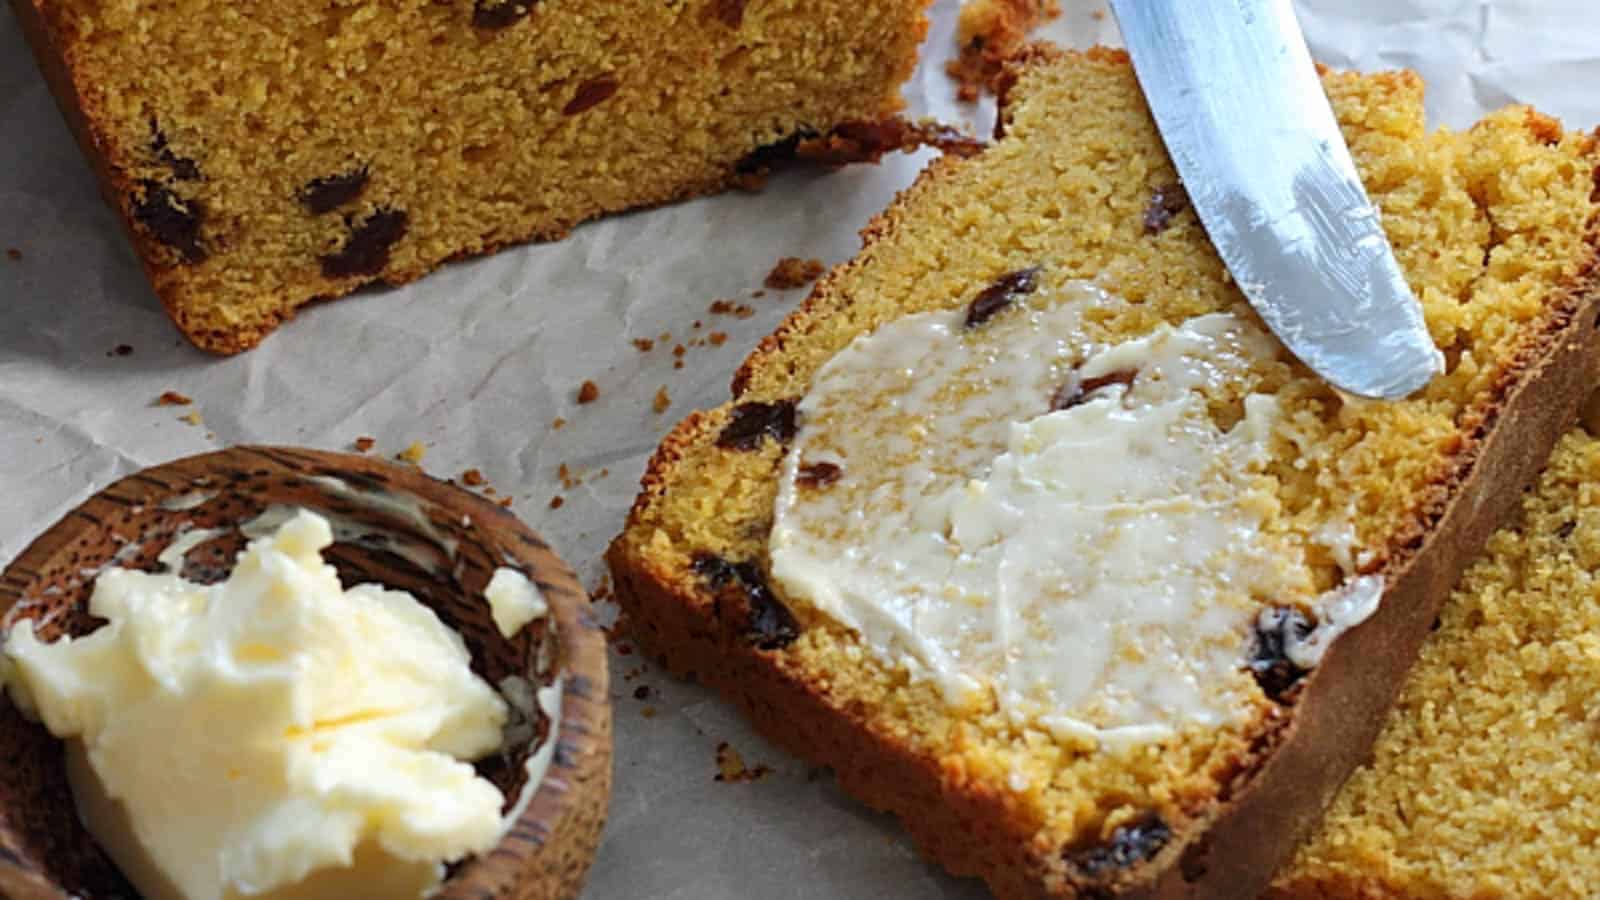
[770,281,1342,747]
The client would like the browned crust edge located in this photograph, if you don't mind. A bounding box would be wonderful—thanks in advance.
[7,0,932,356]
[609,47,1600,900]
[0,445,613,900]
[6,0,181,322]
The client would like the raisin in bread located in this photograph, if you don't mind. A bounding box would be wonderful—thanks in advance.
[10,0,930,352]
[1270,424,1600,898]
[607,46,1600,898]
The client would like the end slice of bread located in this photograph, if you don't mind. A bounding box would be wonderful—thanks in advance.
[608,46,1600,898]
[11,0,930,352]
[1270,423,1600,898]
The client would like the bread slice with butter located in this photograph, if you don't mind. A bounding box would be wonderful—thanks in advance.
[607,46,1600,897]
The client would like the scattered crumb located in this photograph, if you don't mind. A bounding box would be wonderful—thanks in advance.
[598,468,609,478]
[633,685,652,701]
[709,299,756,319]
[549,495,565,509]
[673,360,684,370]
[156,390,192,407]
[1092,8,1104,20]
[396,441,427,465]
[616,642,634,657]
[461,468,486,487]
[5,248,21,261]
[692,320,703,329]
[632,338,655,352]
[498,496,514,508]
[946,0,1062,101]
[709,332,728,347]
[483,486,497,496]
[641,707,658,719]
[178,411,203,427]
[714,742,773,784]
[109,344,134,358]
[577,380,600,404]
[353,436,376,453]
[673,344,686,357]
[653,386,672,414]
[558,464,577,489]
[751,290,766,299]
[552,417,567,430]
[765,256,826,290]
[658,331,671,342]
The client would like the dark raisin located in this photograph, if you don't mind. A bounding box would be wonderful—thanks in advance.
[301,168,369,215]
[1557,520,1578,539]
[797,461,842,489]
[1143,183,1189,235]
[729,562,799,649]
[1051,369,1138,411]
[711,0,750,27]
[716,400,799,451]
[691,552,739,586]
[151,122,201,181]
[691,553,799,650]
[320,208,408,279]
[1249,606,1315,701]
[965,266,1041,328]
[132,181,206,263]
[564,75,619,116]
[735,130,819,175]
[472,0,535,29]
[1067,816,1172,877]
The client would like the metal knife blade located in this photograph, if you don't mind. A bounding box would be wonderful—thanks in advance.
[1108,0,1442,400]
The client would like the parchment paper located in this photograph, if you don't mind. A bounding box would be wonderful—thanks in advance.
[3,2,1599,897]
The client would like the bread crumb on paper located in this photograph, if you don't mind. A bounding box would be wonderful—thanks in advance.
[764,256,825,290]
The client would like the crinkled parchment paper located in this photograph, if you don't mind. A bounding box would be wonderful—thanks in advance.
[2,1,1598,897]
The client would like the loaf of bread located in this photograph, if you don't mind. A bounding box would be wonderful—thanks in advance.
[1271,424,1600,898]
[607,46,1600,897]
[11,0,930,352]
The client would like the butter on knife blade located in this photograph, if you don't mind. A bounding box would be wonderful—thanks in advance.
[1108,0,1443,400]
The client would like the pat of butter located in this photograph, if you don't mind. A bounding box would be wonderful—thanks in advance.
[486,567,548,639]
[1,510,510,900]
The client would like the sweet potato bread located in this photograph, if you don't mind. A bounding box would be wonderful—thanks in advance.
[1271,425,1600,898]
[608,46,1600,898]
[9,0,929,352]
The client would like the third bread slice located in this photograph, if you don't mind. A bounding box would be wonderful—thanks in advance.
[608,47,1600,898]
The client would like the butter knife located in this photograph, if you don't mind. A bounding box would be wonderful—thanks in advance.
[1108,0,1442,400]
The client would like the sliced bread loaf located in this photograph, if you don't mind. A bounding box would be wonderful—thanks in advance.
[607,47,1600,897]
[1271,424,1600,898]
[11,0,929,352]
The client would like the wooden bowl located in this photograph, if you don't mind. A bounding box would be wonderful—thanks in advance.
[0,446,611,900]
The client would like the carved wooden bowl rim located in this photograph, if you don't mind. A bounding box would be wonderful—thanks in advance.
[0,445,611,899]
